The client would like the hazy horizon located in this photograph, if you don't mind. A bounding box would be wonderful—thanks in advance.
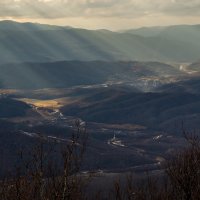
[1,19,200,32]
[0,0,200,30]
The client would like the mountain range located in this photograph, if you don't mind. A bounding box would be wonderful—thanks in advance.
[0,20,200,63]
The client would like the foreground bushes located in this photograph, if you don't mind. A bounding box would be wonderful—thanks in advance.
[1,127,200,200]
[107,134,200,200]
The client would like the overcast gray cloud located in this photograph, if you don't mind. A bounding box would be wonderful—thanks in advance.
[1,0,200,19]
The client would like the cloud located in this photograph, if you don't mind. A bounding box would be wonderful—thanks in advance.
[1,0,200,19]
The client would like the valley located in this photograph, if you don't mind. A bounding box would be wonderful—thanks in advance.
[0,60,197,176]
[0,21,200,190]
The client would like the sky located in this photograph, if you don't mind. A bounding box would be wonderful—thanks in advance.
[0,0,200,30]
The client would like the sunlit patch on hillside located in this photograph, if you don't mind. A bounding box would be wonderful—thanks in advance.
[19,98,61,108]
[18,97,78,109]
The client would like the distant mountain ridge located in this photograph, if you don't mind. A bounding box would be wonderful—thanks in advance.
[0,20,71,31]
[0,21,200,63]
[122,26,166,37]
[123,24,200,37]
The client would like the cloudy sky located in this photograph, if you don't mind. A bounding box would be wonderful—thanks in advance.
[0,0,200,30]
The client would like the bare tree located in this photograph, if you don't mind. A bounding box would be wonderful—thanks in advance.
[0,120,89,200]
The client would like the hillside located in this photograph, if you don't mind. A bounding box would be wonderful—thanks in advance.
[0,97,31,118]
[61,85,200,132]
[0,61,182,89]
[1,21,200,62]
